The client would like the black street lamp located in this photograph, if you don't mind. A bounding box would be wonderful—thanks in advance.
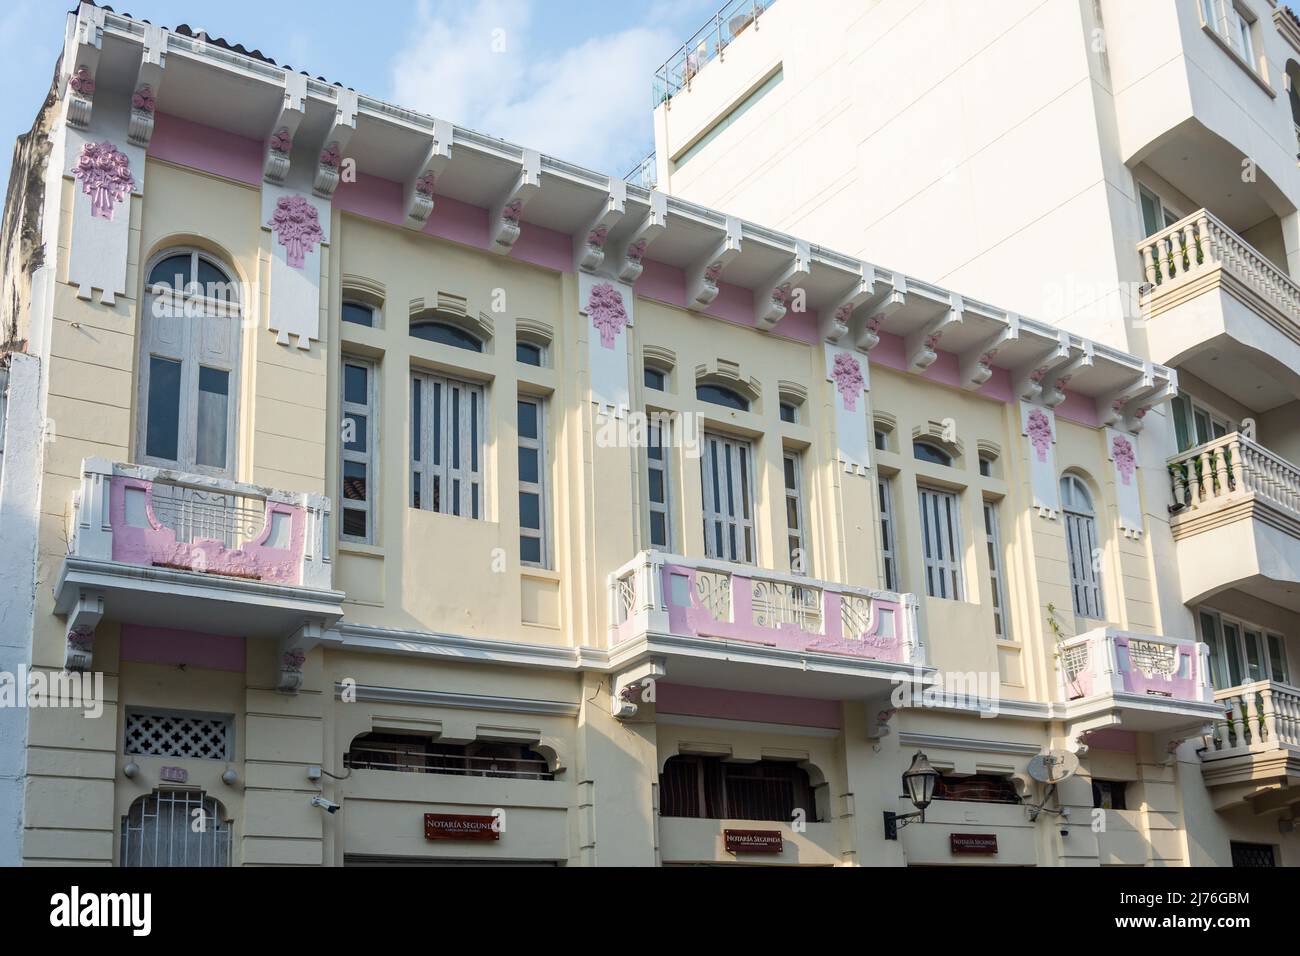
[883,750,940,840]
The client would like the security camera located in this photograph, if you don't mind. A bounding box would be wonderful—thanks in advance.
[310,794,340,814]
[1060,827,1070,838]
[1059,807,1071,820]
[611,697,638,719]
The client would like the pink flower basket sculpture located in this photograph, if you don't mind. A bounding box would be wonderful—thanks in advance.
[132,86,156,113]
[267,195,325,269]
[588,282,628,349]
[1113,435,1136,485]
[73,142,134,220]
[1027,408,1053,462]
[832,352,864,411]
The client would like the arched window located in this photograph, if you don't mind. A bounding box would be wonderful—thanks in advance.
[120,789,232,867]
[344,732,554,780]
[696,383,750,411]
[658,754,818,822]
[912,440,953,466]
[1061,473,1104,619]
[138,250,242,475]
[410,317,483,352]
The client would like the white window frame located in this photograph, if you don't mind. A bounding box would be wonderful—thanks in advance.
[918,485,964,600]
[984,500,1011,639]
[783,450,809,575]
[1061,474,1105,620]
[878,477,899,592]
[517,396,548,568]
[1137,183,1182,238]
[137,248,242,477]
[341,356,377,543]
[701,432,756,564]
[1199,607,1290,689]
[411,370,486,520]
[646,414,672,551]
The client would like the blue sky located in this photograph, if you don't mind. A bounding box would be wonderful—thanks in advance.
[0,0,721,194]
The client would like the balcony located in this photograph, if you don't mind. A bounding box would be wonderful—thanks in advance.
[1137,210,1300,410]
[652,0,774,104]
[55,458,343,686]
[1056,627,1219,734]
[1167,434,1300,612]
[607,550,928,701]
[1200,681,1300,808]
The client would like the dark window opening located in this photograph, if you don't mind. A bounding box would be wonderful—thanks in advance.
[343,301,375,327]
[696,383,750,411]
[1091,779,1128,811]
[1231,841,1277,867]
[411,318,483,352]
[913,440,953,466]
[658,755,818,822]
[644,366,667,391]
[344,733,553,780]
[779,402,797,423]
[516,341,544,366]
[930,773,1020,804]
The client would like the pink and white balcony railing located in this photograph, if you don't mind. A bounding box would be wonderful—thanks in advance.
[1058,627,1212,706]
[1207,680,1300,755]
[69,457,331,589]
[1168,432,1300,524]
[609,550,923,666]
[1137,208,1300,327]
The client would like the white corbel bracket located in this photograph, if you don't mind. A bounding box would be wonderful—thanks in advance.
[755,239,811,330]
[686,215,742,308]
[403,118,453,228]
[610,658,667,720]
[575,178,627,273]
[822,262,875,344]
[276,620,325,694]
[614,190,668,283]
[1012,331,1071,403]
[263,72,308,185]
[905,293,963,372]
[126,24,167,148]
[63,590,105,673]
[1097,361,1158,429]
[312,89,359,199]
[960,312,1020,390]
[489,148,541,254]
[855,272,907,352]
[1119,374,1177,434]
[1041,342,1094,408]
[62,4,104,129]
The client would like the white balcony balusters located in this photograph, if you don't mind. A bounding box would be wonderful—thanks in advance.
[1168,432,1300,522]
[1208,681,1300,753]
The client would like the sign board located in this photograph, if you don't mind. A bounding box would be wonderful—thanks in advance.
[424,813,500,841]
[950,833,998,855]
[724,829,783,854]
[158,766,188,783]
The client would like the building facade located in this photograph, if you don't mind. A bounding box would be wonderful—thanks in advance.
[0,1,1292,866]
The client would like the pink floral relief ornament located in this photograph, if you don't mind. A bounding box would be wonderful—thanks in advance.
[831,352,865,411]
[586,226,609,248]
[269,127,292,154]
[73,142,134,220]
[1112,435,1136,485]
[588,282,629,349]
[267,195,325,269]
[70,66,95,95]
[1026,408,1054,462]
[319,142,342,169]
[415,171,436,197]
[131,85,156,113]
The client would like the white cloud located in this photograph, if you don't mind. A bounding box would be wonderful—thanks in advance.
[390,0,671,176]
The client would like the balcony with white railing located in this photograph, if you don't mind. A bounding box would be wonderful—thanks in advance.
[1056,627,1218,733]
[1200,681,1300,805]
[55,457,343,683]
[1166,434,1300,611]
[1136,209,1300,405]
[607,550,928,699]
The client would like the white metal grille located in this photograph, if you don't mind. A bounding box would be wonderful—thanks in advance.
[1127,639,1178,680]
[751,579,823,633]
[841,595,871,640]
[147,483,266,549]
[694,570,732,621]
[120,790,231,867]
[124,710,232,760]
[1061,643,1091,683]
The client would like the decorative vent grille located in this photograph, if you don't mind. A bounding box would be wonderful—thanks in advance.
[1127,639,1178,680]
[1061,643,1091,683]
[124,710,232,761]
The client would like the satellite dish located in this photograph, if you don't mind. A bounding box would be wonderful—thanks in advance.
[1027,750,1079,785]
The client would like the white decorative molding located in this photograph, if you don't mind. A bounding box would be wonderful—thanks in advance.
[959,313,1019,391]
[66,135,145,305]
[126,23,166,148]
[62,5,104,130]
[580,272,634,413]
[755,239,811,330]
[822,262,875,344]
[1021,402,1060,518]
[403,118,453,228]
[685,216,742,308]
[855,272,907,352]
[1106,428,1143,539]
[277,621,323,694]
[262,72,307,185]
[904,293,963,372]
[489,149,541,254]
[825,344,870,476]
[63,590,105,673]
[262,186,330,349]
[615,190,668,284]
[575,178,626,273]
[312,89,358,199]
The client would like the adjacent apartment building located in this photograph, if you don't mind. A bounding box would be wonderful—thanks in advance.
[0,0,1292,866]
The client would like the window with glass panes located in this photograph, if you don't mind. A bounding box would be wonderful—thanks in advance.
[1061,474,1104,619]
[340,357,375,542]
[918,485,963,600]
[984,501,1011,638]
[783,451,808,574]
[878,478,899,592]
[701,433,755,564]
[646,416,671,549]
[517,397,547,566]
[1199,608,1290,690]
[410,371,485,519]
